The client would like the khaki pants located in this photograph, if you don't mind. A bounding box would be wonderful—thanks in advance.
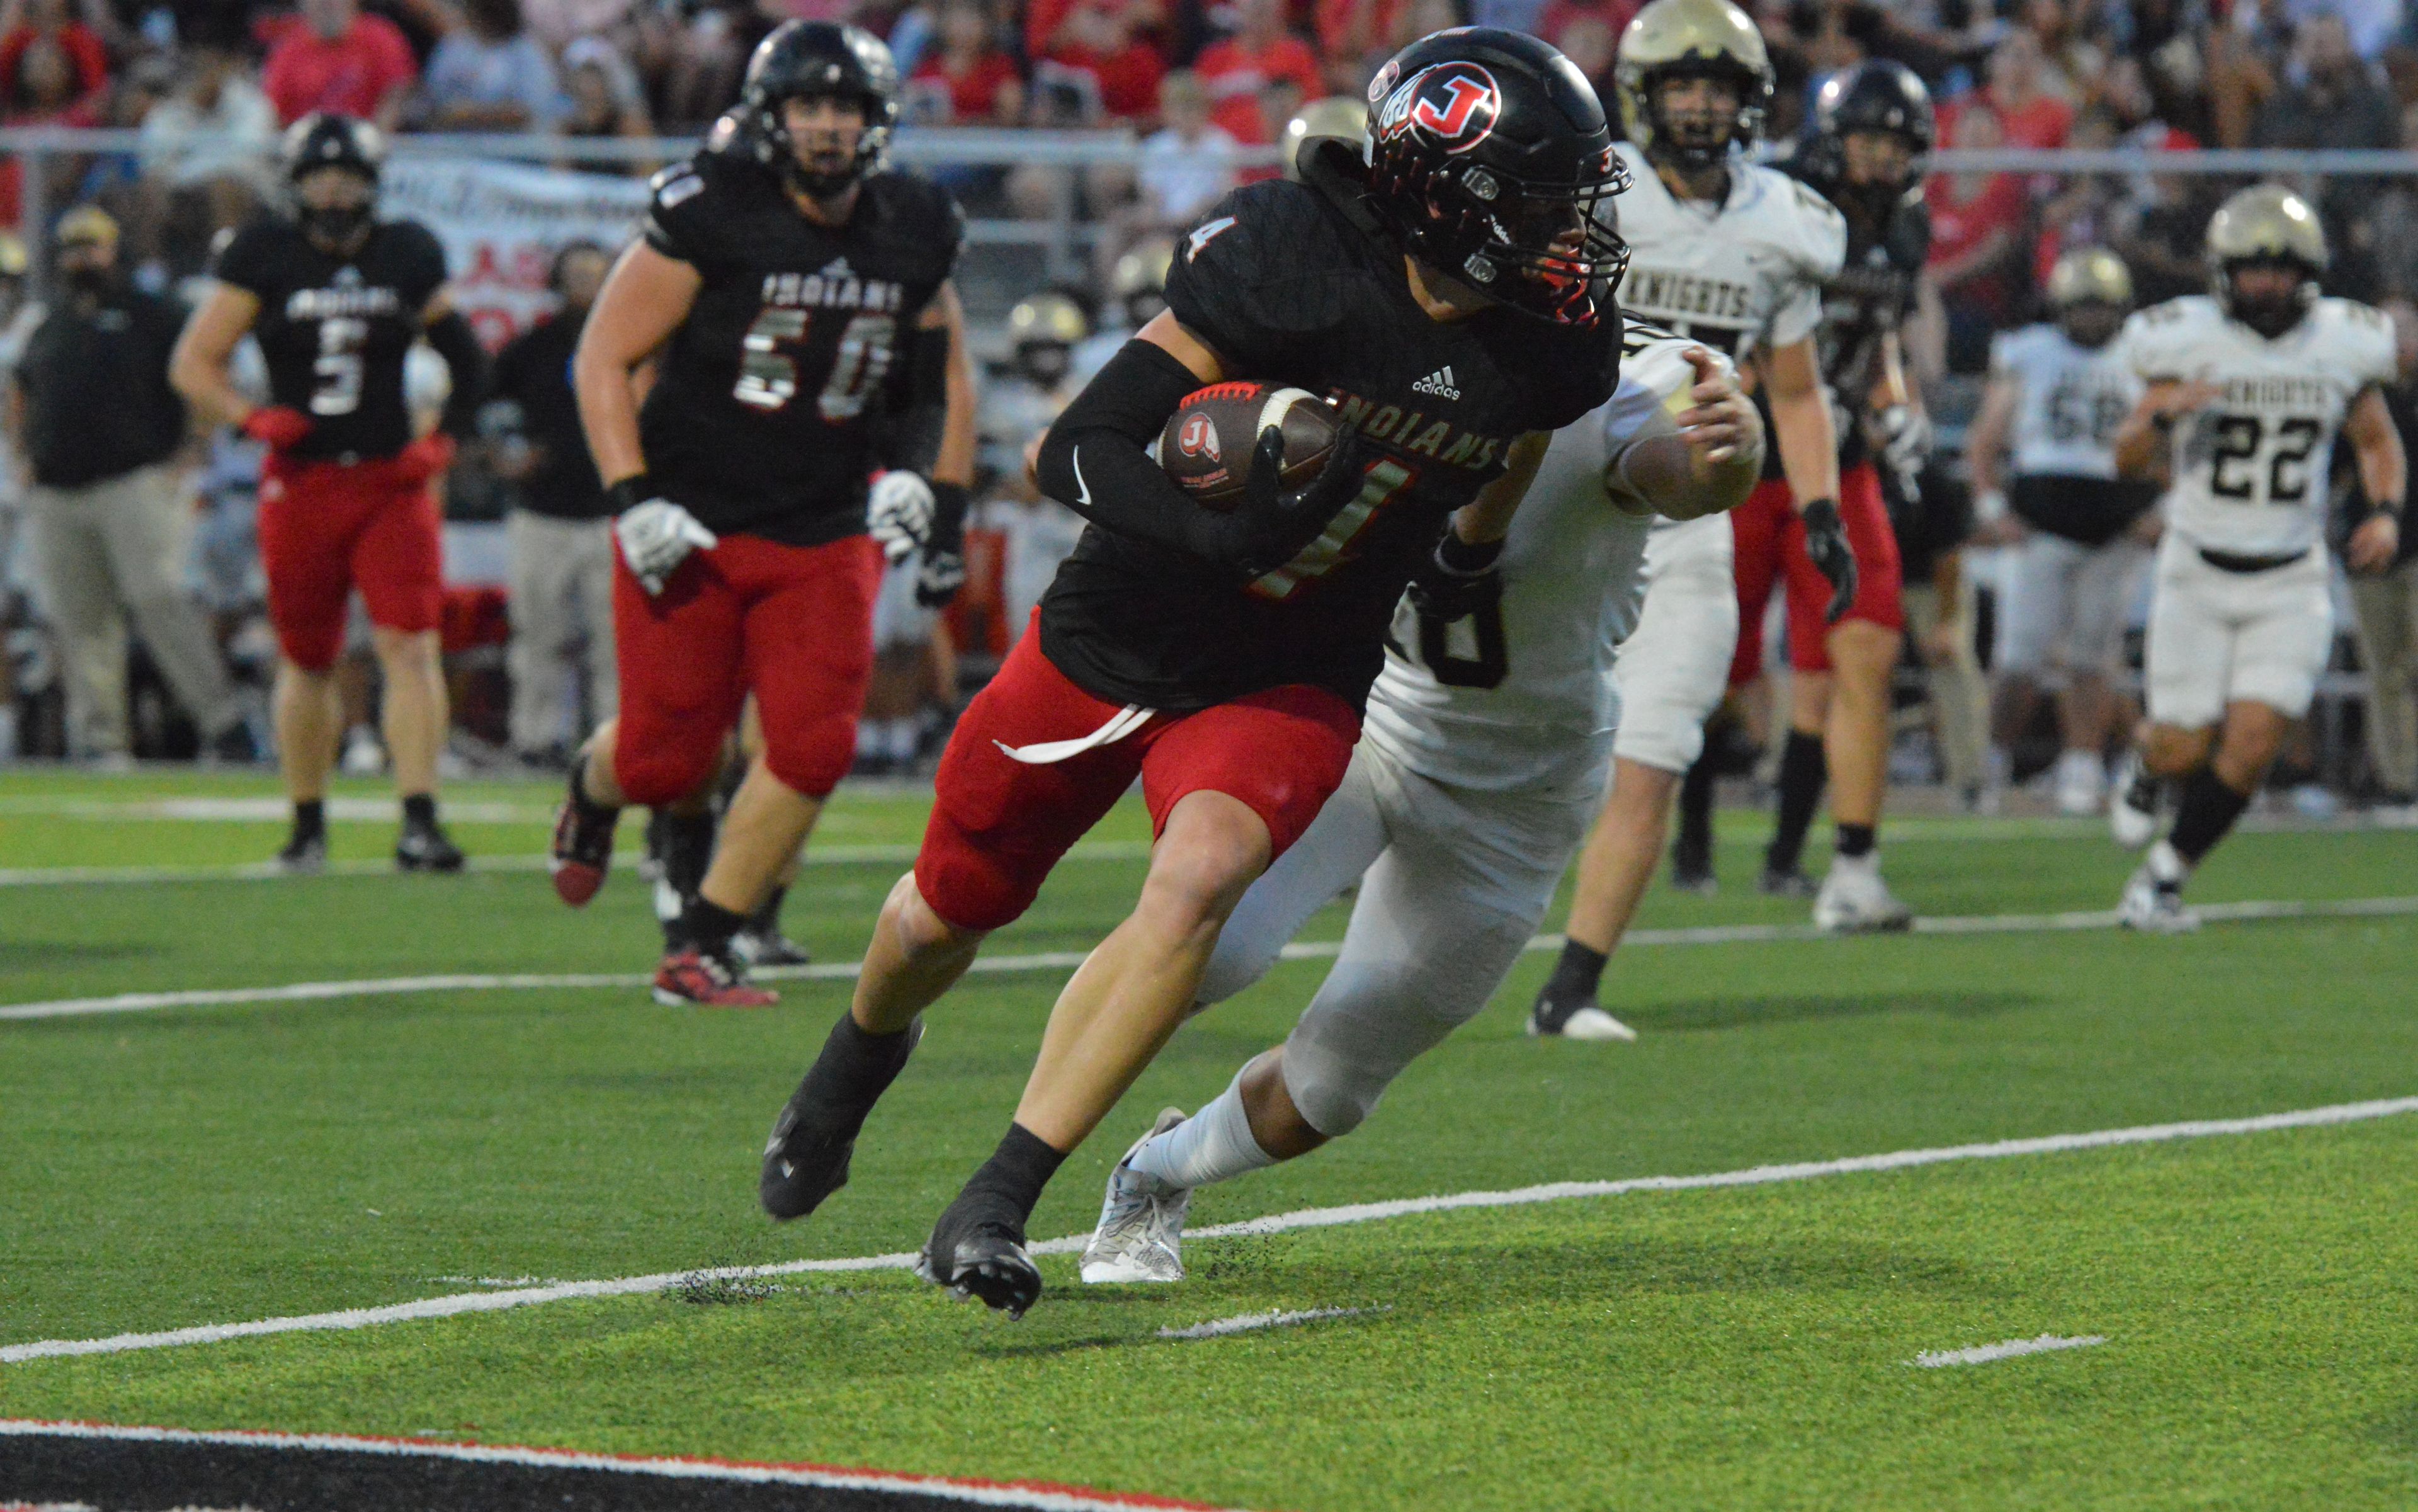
[1904,571,1989,795]
[2349,560,2418,796]
[26,463,236,758]
[506,509,616,755]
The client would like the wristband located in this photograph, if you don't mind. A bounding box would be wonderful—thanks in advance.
[1434,532,1504,576]
[1802,497,1841,529]
[606,474,655,513]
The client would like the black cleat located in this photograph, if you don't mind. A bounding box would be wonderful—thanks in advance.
[759,1020,922,1220]
[918,1190,1042,1319]
[397,821,465,873]
[275,829,326,875]
[1669,834,1715,894]
[1758,866,1816,898]
[734,926,811,968]
[550,758,618,905]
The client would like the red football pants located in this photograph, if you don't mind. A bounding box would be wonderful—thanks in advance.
[914,613,1362,932]
[611,531,882,807]
[1728,460,1904,686]
[258,453,443,673]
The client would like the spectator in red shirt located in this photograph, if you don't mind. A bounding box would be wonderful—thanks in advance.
[1036,0,1164,122]
[908,0,1024,124]
[1536,0,1637,53]
[0,0,106,108]
[1025,0,1164,76]
[263,0,418,130]
[1961,28,2073,149]
[1926,106,2031,371]
[0,28,100,224]
[1195,0,1322,144]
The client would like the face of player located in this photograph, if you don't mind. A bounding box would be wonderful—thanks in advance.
[56,236,115,291]
[782,95,868,194]
[1842,129,1914,191]
[2228,259,2311,335]
[2058,300,2124,348]
[1018,339,1070,387]
[1653,75,1741,161]
[295,165,376,250]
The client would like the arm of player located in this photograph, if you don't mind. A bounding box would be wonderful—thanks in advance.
[869,283,980,603]
[2112,379,2219,481]
[1606,349,1766,522]
[1407,430,1550,623]
[419,291,489,441]
[1868,330,1928,496]
[572,240,715,594]
[2344,384,2406,574]
[1761,336,1856,621]
[169,282,297,442]
[1964,369,2018,534]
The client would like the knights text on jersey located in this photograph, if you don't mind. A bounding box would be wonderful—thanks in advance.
[1361,325,1718,793]
[212,216,448,463]
[2119,294,2396,557]
[1606,142,1845,366]
[638,152,964,545]
[1036,174,1623,713]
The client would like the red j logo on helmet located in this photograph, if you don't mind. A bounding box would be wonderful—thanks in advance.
[1382,63,1501,154]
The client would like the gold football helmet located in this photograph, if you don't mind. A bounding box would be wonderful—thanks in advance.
[1281,96,1370,181]
[2206,183,2327,335]
[1614,0,1773,169]
[1110,236,1175,327]
[2046,246,2133,310]
[1008,291,1089,349]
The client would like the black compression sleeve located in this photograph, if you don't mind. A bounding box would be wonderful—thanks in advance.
[1033,338,1226,558]
[424,310,491,441]
[874,324,953,472]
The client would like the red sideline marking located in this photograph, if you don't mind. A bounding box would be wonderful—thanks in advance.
[0,1419,1247,1512]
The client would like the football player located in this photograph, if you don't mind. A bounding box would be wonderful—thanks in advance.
[171,115,489,874]
[1082,327,1762,1281]
[547,21,976,1005]
[2108,185,2404,930]
[758,28,1629,1317]
[1526,0,1859,1036]
[1967,247,2157,816]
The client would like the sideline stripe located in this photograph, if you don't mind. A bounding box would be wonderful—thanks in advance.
[1156,1307,1379,1341]
[1910,1334,2108,1368]
[8,894,2416,1023]
[4,1095,2409,1366]
[0,1419,1240,1511]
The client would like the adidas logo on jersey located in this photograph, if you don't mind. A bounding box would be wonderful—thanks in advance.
[1412,366,1461,401]
[819,258,854,280]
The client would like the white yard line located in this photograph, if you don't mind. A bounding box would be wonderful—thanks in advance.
[1910,1334,2108,1368]
[0,1419,1244,1511]
[1156,1306,1383,1340]
[6,894,2414,1023]
[3,1096,2408,1367]
[0,841,1149,887]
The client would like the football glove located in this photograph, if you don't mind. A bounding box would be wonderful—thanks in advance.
[1406,531,1505,622]
[1800,497,1859,623]
[240,406,314,451]
[1873,404,1929,501]
[393,431,458,486]
[868,470,935,564]
[1218,424,1372,579]
[612,479,717,596]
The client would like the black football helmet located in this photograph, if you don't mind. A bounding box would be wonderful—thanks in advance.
[1798,60,1935,217]
[735,20,900,198]
[1362,27,1630,325]
[282,113,383,248]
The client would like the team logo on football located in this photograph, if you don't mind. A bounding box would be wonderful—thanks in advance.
[1177,412,1221,463]
[1378,62,1501,155]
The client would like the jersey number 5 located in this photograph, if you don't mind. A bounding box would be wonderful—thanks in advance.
[736,309,897,421]
[312,317,368,416]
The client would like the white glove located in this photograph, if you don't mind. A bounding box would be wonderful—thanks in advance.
[615,497,718,596]
[867,470,935,564]
[1875,404,1931,478]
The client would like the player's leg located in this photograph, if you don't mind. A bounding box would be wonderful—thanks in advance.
[1764,663,1829,891]
[657,536,880,987]
[1094,767,1582,1283]
[1538,515,1737,1033]
[257,463,364,870]
[1910,565,1989,805]
[2347,563,2418,803]
[922,685,1358,1316]
[352,469,458,871]
[1704,484,1788,890]
[729,702,810,967]
[2115,540,2227,849]
[1795,465,1911,931]
[1990,531,2068,803]
[759,629,1152,1223]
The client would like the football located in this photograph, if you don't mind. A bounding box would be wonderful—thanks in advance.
[1158,382,1339,512]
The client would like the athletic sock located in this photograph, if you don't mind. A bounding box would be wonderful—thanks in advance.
[1543,940,1609,1004]
[1127,1072,1276,1191]
[747,882,788,934]
[568,751,618,816]
[655,810,717,950]
[2168,768,2252,867]
[1674,742,1719,861]
[1768,730,1827,874]
[797,1009,919,1120]
[2147,839,2189,888]
[962,1122,1069,1229]
[292,799,326,841]
[401,793,436,829]
[679,897,749,957]
[1835,822,1875,860]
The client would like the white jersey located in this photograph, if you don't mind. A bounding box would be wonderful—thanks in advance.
[2120,294,2395,557]
[1990,323,2142,479]
[1606,143,1846,364]
[1360,330,1724,796]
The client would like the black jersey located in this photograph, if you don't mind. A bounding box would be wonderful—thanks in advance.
[213,215,448,464]
[1038,154,1623,713]
[637,150,964,546]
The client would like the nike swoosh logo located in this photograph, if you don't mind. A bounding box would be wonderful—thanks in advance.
[1072,445,1092,508]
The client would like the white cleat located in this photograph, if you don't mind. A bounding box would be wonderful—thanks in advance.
[1554,1007,1638,1041]
[1813,858,1914,933]
[2109,753,2160,850]
[2116,863,2200,933]
[1079,1108,1191,1285]
[2053,750,2106,816]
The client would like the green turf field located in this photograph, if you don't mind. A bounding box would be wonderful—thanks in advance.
[4,767,2416,1509]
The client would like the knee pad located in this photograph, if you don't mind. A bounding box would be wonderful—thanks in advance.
[613,727,720,810]
[762,710,856,802]
[1280,1033,1381,1139]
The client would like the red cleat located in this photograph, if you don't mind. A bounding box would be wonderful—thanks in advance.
[548,790,617,907]
[652,946,778,1008]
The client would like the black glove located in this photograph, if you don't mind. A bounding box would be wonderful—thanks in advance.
[1406,531,1504,622]
[914,481,969,608]
[1206,424,1373,579]
[1800,496,1859,623]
